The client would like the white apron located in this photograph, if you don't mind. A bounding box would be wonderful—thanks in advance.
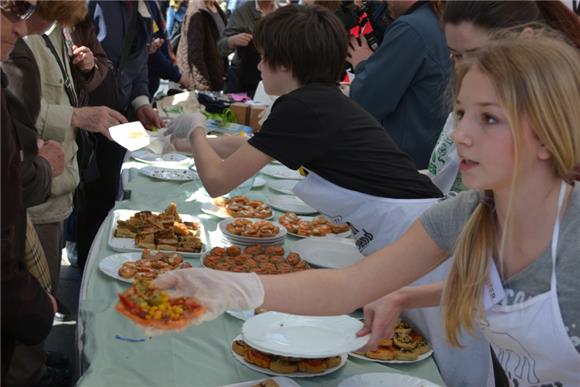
[481,181,580,386]
[293,171,440,256]
[294,171,493,386]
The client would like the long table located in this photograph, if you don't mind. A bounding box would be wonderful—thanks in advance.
[76,160,446,387]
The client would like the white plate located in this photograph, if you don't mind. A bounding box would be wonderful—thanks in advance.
[231,335,347,378]
[338,372,441,387]
[108,121,150,151]
[242,312,368,358]
[218,236,284,247]
[226,309,255,321]
[200,202,274,220]
[140,166,195,181]
[260,165,303,180]
[98,252,142,283]
[267,180,297,195]
[282,215,352,239]
[265,195,317,215]
[252,177,266,189]
[131,150,191,166]
[108,209,207,258]
[220,376,300,387]
[219,219,287,243]
[291,238,362,269]
[349,349,433,364]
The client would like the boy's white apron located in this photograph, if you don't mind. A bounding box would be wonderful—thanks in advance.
[482,181,580,386]
[293,171,494,386]
[293,171,439,256]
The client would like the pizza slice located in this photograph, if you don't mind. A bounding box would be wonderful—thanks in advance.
[116,279,206,331]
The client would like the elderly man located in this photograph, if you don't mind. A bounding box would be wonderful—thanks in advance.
[0,0,56,383]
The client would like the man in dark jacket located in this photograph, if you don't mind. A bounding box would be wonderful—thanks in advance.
[1,2,56,383]
[348,0,451,169]
[77,1,164,268]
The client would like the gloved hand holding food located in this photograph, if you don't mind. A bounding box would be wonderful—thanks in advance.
[166,112,207,140]
[153,268,265,321]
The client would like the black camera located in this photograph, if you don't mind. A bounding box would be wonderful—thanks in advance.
[335,0,380,50]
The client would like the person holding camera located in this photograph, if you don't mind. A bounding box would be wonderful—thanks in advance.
[348,0,450,170]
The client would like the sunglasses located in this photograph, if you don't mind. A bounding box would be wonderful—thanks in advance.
[0,0,36,21]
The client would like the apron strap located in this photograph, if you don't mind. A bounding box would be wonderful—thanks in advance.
[550,181,567,290]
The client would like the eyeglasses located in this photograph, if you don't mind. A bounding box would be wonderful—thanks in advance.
[0,0,36,22]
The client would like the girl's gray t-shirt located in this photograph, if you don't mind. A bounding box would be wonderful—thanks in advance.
[420,187,580,353]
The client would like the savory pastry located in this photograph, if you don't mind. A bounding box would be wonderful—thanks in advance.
[116,279,205,330]
[298,358,327,373]
[325,355,342,368]
[414,338,431,355]
[269,358,298,374]
[393,332,417,350]
[114,203,203,253]
[232,340,250,356]
[116,250,190,281]
[394,319,413,334]
[244,348,272,369]
[378,337,393,347]
[203,245,309,275]
[396,348,419,361]
[365,348,395,361]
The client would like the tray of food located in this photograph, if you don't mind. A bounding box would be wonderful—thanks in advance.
[201,196,273,219]
[99,250,193,283]
[349,319,432,363]
[231,335,347,378]
[202,245,310,274]
[220,218,287,244]
[109,203,206,258]
[278,212,350,238]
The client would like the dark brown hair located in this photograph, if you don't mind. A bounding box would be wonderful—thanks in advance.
[36,0,87,27]
[253,5,348,85]
[443,0,580,49]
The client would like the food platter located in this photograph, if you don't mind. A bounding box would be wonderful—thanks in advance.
[242,312,368,358]
[219,218,287,244]
[231,335,348,378]
[108,209,207,258]
[349,349,433,364]
[139,166,196,181]
[200,199,274,220]
[279,214,351,239]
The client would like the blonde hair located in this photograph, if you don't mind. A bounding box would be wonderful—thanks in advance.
[442,35,580,347]
[36,0,87,27]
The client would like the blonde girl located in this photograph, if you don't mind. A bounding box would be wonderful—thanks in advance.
[156,35,580,386]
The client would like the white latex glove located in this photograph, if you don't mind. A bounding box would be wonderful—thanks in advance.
[166,112,207,139]
[146,131,176,154]
[153,268,265,321]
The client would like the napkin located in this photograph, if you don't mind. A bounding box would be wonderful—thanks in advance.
[108,121,151,152]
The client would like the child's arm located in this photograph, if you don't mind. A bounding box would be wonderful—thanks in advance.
[190,128,271,197]
[260,221,447,315]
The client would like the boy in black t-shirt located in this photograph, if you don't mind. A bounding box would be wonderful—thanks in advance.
[170,5,442,255]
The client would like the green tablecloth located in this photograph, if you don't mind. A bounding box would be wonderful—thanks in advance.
[76,163,446,387]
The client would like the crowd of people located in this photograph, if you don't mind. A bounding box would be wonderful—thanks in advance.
[1,1,579,386]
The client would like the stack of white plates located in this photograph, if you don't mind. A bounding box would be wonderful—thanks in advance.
[242,312,368,358]
[218,218,286,246]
